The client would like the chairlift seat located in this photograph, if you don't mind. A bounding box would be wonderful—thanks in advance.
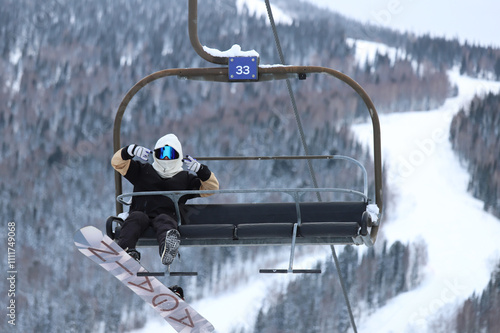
[106,201,369,247]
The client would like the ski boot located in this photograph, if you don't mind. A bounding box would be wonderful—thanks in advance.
[126,248,141,262]
[168,285,185,300]
[160,229,181,266]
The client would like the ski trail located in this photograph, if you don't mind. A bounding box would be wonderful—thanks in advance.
[130,245,332,333]
[352,69,500,332]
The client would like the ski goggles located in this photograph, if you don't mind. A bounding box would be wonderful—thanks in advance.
[154,145,180,160]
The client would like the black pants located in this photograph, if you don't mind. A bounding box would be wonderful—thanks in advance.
[117,211,177,253]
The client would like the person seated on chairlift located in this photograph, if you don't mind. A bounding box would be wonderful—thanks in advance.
[111,133,219,266]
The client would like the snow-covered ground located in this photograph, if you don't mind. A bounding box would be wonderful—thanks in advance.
[236,0,294,25]
[305,0,500,48]
[352,69,500,332]
[130,245,333,332]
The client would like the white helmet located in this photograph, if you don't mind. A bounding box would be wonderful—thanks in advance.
[152,134,183,178]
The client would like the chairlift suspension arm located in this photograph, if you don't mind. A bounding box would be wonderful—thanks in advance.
[188,0,227,65]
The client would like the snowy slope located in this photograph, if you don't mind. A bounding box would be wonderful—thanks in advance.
[352,69,500,332]
[304,0,500,48]
[130,246,333,332]
[236,0,293,25]
[130,40,500,332]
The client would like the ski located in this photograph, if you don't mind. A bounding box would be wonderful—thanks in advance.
[74,226,214,333]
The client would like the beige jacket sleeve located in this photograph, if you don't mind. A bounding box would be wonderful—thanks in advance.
[199,173,219,197]
[111,148,131,176]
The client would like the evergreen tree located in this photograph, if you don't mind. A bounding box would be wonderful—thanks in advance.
[494,58,500,80]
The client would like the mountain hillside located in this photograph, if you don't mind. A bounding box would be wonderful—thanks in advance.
[450,92,500,218]
[455,262,500,333]
[351,69,500,333]
[1,0,499,332]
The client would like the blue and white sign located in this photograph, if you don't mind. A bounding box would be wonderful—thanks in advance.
[228,56,258,81]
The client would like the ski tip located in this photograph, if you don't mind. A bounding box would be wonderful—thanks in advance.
[73,225,103,244]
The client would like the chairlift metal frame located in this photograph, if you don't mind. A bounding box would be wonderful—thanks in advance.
[108,0,383,265]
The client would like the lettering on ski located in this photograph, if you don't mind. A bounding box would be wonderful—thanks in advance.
[152,293,180,311]
[87,240,119,261]
[129,275,156,293]
[170,308,195,328]
[74,226,214,333]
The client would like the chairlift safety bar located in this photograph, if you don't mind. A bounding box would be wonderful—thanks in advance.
[117,187,370,227]
[193,154,369,197]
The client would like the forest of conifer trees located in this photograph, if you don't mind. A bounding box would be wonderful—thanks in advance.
[1,0,499,331]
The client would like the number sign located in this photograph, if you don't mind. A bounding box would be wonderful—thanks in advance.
[228,57,258,81]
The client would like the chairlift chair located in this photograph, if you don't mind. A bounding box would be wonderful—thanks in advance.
[105,0,383,274]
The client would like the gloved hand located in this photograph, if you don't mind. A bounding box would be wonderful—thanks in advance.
[183,155,201,173]
[127,144,152,161]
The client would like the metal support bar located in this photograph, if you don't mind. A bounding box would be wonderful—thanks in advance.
[195,155,369,198]
[287,223,299,272]
[170,272,198,276]
[188,0,227,65]
[137,272,198,277]
[137,272,164,277]
[169,193,183,226]
[260,269,321,274]
[331,245,358,333]
[117,187,370,209]
[196,155,337,160]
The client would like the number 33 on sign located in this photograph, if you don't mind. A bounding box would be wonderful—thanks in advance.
[229,56,258,81]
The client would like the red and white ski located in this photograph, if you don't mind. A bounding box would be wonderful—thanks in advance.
[74,226,214,333]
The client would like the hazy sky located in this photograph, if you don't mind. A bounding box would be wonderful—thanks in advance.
[304,0,500,47]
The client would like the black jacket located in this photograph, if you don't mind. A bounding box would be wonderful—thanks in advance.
[113,147,218,218]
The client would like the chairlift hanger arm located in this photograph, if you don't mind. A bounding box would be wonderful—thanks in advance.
[188,0,227,65]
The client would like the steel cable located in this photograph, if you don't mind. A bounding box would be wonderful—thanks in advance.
[264,1,358,331]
